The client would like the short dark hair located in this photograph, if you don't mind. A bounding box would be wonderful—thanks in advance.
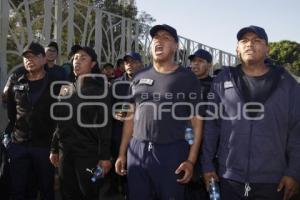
[68,44,82,59]
[73,46,98,62]
[116,59,124,67]
[102,63,114,69]
[47,41,59,52]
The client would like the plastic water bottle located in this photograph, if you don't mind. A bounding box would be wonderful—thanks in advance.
[184,127,194,145]
[2,134,10,148]
[209,177,221,200]
[86,166,104,182]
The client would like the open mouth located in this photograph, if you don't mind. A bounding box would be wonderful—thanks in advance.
[155,45,163,55]
[245,49,255,54]
[26,63,34,68]
[74,65,80,71]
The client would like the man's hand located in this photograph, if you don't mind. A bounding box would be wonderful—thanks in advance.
[98,160,112,176]
[49,153,59,168]
[277,176,299,200]
[175,160,194,184]
[1,133,11,148]
[114,112,125,122]
[203,171,219,190]
[115,155,127,176]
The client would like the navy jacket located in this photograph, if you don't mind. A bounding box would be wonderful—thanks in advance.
[51,76,112,160]
[4,70,58,148]
[111,73,131,140]
[201,65,300,184]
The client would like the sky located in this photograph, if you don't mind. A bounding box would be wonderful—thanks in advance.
[135,0,300,54]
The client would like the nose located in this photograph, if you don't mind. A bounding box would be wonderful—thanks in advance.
[25,56,35,61]
[245,40,255,47]
[25,58,34,64]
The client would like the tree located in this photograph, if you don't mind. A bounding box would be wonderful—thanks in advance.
[6,0,155,71]
[101,0,137,19]
[269,40,300,76]
[137,11,156,25]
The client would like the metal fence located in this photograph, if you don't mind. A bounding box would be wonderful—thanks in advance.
[0,0,237,130]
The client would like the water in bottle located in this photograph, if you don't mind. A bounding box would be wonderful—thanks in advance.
[86,166,104,183]
[208,177,221,200]
[2,134,10,148]
[184,127,194,145]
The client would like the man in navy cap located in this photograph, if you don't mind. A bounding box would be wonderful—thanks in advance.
[122,51,143,80]
[201,25,300,200]
[185,49,214,200]
[115,24,204,200]
[189,49,213,102]
[112,51,143,148]
[108,51,143,196]
[2,42,57,200]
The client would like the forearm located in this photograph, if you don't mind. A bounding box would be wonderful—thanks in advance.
[187,116,203,164]
[118,107,134,156]
[50,130,59,154]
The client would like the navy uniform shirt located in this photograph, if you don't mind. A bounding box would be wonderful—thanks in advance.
[130,66,203,144]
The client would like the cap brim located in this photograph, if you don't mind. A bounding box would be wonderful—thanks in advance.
[123,55,133,60]
[22,50,40,56]
[150,25,178,43]
[237,27,258,40]
[188,55,195,60]
[150,25,166,37]
[124,54,141,61]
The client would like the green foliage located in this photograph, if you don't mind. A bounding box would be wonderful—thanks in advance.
[102,0,137,19]
[8,0,45,71]
[6,0,155,71]
[269,40,300,76]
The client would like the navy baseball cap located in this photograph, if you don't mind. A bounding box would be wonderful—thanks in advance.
[188,49,212,63]
[22,42,45,56]
[123,51,142,62]
[237,25,268,43]
[150,24,179,43]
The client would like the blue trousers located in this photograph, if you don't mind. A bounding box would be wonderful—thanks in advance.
[127,138,189,200]
[220,178,284,200]
[7,143,55,200]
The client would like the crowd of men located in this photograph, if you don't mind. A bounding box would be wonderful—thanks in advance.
[0,24,300,200]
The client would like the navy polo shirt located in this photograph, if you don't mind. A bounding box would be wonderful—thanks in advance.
[130,66,203,144]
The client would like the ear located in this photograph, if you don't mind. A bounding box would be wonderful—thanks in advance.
[236,45,239,55]
[236,45,243,63]
[207,63,212,69]
[173,43,179,54]
[42,56,47,65]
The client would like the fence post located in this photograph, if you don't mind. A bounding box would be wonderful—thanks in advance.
[54,0,62,64]
[0,0,9,131]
